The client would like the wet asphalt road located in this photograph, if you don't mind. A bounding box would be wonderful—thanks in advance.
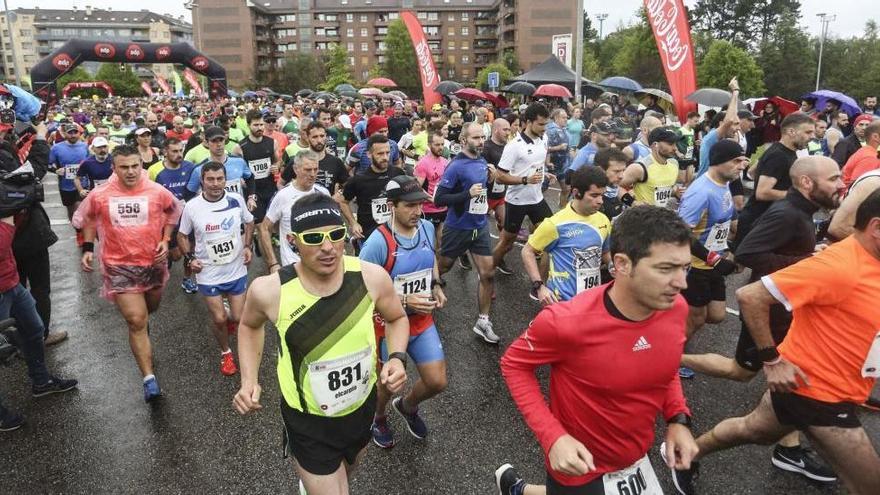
[2,176,877,494]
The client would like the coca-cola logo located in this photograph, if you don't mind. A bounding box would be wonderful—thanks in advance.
[94,43,116,59]
[646,0,691,72]
[52,53,74,72]
[414,40,437,87]
[156,46,172,61]
[191,56,209,72]
[125,44,145,61]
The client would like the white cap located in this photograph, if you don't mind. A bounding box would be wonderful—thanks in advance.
[339,114,352,129]
[92,136,109,147]
[316,98,326,104]
[178,106,188,113]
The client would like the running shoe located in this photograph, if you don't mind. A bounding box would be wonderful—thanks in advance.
[496,260,514,275]
[771,444,837,482]
[458,255,473,270]
[298,479,307,495]
[143,376,162,403]
[44,331,69,346]
[220,352,238,376]
[181,277,198,294]
[0,411,24,432]
[371,417,396,449]
[32,375,78,398]
[494,464,526,495]
[473,319,501,344]
[678,366,696,379]
[392,397,427,439]
[660,441,699,495]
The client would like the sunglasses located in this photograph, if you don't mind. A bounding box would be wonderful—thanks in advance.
[295,226,347,246]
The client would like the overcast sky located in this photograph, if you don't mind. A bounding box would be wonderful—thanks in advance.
[5,0,870,38]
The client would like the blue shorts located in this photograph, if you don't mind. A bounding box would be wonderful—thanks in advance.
[379,324,445,365]
[197,275,248,297]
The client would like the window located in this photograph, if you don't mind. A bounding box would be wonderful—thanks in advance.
[346,14,353,22]
[461,68,470,77]
[424,26,439,36]
[360,28,368,37]
[118,28,131,36]
[361,56,369,65]
[64,28,77,36]
[461,41,470,49]
[316,28,326,36]
[447,55,455,64]
[448,13,455,21]
[347,28,354,37]
[447,69,455,78]
[362,70,370,79]
[462,55,469,63]
[49,28,63,36]
[360,14,368,22]
[447,27,455,36]
[433,54,441,63]
[276,28,296,38]
[377,27,387,35]
[315,42,329,50]
[361,42,368,51]
[427,12,439,21]
[326,14,337,21]
[277,14,296,22]
[461,12,469,20]
[326,29,338,36]
[417,12,427,20]
[19,29,31,37]
[461,27,469,36]
[347,42,354,51]
[378,55,386,64]
[349,56,355,65]
[20,42,32,50]
[388,12,399,20]
[428,41,440,50]
[447,41,455,50]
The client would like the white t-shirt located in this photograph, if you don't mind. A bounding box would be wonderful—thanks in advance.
[265,183,330,266]
[178,192,254,286]
[498,131,548,205]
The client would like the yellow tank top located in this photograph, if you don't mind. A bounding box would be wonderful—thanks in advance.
[275,256,377,416]
[632,155,680,207]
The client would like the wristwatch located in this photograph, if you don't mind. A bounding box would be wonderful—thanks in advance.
[667,413,692,428]
[431,278,446,289]
[521,176,528,185]
[531,280,544,291]
[388,352,408,367]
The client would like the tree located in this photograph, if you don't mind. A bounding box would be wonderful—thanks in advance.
[756,12,815,98]
[691,0,801,51]
[56,67,95,97]
[605,11,665,89]
[582,46,602,81]
[381,19,420,92]
[475,63,513,90]
[267,52,325,93]
[319,44,354,92]
[697,40,765,96]
[819,21,880,102]
[501,50,520,75]
[94,63,142,97]
[583,11,599,43]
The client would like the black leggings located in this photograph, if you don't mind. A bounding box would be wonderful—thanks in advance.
[15,247,51,337]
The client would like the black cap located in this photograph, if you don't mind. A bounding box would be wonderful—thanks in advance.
[709,140,747,166]
[363,100,377,109]
[385,175,430,202]
[737,110,757,120]
[591,121,618,135]
[648,127,678,144]
[204,126,225,140]
[63,123,80,133]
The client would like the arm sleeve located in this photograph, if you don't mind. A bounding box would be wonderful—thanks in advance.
[526,219,558,252]
[763,246,857,311]
[433,184,470,207]
[500,308,569,454]
[497,142,517,173]
[662,372,691,420]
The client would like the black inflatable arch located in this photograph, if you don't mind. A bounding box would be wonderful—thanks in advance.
[30,40,227,104]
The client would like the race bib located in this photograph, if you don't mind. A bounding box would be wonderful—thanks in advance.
[575,246,602,294]
[533,164,545,181]
[704,220,731,252]
[64,165,78,180]
[309,347,372,416]
[684,145,694,160]
[206,234,237,265]
[491,180,506,194]
[371,197,391,224]
[394,268,432,297]
[654,186,673,207]
[249,157,271,180]
[602,455,663,495]
[862,331,880,378]
[225,179,242,195]
[109,196,148,227]
[469,191,488,214]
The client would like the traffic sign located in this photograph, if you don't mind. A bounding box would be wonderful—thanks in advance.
[488,71,499,89]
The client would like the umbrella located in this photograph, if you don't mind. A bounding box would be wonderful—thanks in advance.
[436,80,464,96]
[750,96,800,118]
[368,77,397,88]
[635,88,673,103]
[296,89,314,97]
[312,91,336,102]
[388,90,408,100]
[686,88,733,108]
[227,90,240,98]
[383,92,403,102]
[501,81,536,96]
[805,90,861,117]
[454,88,489,102]
[359,87,385,97]
[338,90,360,99]
[260,87,278,96]
[485,92,509,109]
[334,83,357,93]
[534,84,572,99]
[242,90,258,98]
[599,76,643,92]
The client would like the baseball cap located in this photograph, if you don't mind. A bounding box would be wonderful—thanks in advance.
[91,136,109,148]
[737,110,758,120]
[518,104,528,112]
[364,100,377,109]
[204,126,226,140]
[709,139,747,166]
[591,121,618,135]
[854,114,875,127]
[63,123,80,133]
[385,175,430,203]
[178,106,189,113]
[134,127,152,136]
[648,127,678,144]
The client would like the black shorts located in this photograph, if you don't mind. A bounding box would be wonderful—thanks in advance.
[424,210,447,226]
[253,191,275,224]
[440,225,492,258]
[681,268,726,307]
[735,305,792,372]
[729,178,744,197]
[771,391,861,430]
[546,472,604,495]
[59,189,80,207]
[281,387,377,476]
[503,201,552,234]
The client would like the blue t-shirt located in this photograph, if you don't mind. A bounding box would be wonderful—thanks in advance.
[75,155,113,189]
[570,143,598,173]
[360,219,436,296]
[697,129,720,177]
[346,139,402,173]
[186,155,253,196]
[353,119,368,142]
[434,153,489,231]
[678,173,735,269]
[546,121,570,170]
[49,141,89,191]
[149,160,197,200]
[628,140,651,163]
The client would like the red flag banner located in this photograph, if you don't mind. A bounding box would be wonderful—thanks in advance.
[183,68,203,95]
[156,75,171,95]
[644,0,697,121]
[400,11,442,110]
[141,81,153,96]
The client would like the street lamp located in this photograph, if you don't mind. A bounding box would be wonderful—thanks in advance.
[596,13,608,40]
[815,13,835,91]
[575,0,583,101]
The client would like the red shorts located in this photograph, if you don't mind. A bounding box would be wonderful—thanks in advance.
[488,197,505,211]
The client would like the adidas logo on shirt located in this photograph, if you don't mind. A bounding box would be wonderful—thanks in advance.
[632,336,652,352]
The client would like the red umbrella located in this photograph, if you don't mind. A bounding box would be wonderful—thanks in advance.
[454,88,489,102]
[753,96,799,118]
[485,92,509,109]
[368,77,397,88]
[533,84,572,99]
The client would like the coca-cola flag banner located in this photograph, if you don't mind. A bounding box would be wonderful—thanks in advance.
[644,0,697,121]
[141,81,153,96]
[156,75,172,95]
[400,11,442,110]
[183,69,203,96]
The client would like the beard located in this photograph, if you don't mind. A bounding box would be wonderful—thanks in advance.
[311,142,325,152]
[810,184,839,209]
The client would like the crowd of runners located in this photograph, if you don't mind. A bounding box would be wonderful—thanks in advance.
[2,79,880,495]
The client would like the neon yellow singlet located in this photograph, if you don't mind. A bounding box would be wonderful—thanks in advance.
[632,155,680,207]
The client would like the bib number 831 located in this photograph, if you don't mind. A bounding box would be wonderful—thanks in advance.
[327,362,364,391]
[614,468,647,495]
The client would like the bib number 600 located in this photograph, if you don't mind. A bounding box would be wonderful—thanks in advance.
[614,468,647,495]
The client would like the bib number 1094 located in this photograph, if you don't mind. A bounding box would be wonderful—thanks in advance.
[327,362,363,391]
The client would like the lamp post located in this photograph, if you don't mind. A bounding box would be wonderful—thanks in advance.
[575,0,583,102]
[596,13,608,40]
[814,13,835,91]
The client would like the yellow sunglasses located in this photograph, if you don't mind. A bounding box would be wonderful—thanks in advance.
[295,226,347,246]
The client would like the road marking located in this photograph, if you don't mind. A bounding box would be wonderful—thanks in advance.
[726,307,740,316]
[50,219,70,226]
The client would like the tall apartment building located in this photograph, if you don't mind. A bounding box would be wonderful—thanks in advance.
[193,0,578,89]
[0,7,193,85]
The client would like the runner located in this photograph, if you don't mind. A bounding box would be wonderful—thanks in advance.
[522,166,611,305]
[346,116,403,173]
[135,128,162,169]
[75,136,113,196]
[434,122,500,344]
[281,121,349,197]
[492,103,553,275]
[239,110,280,254]
[496,206,697,495]
[49,123,89,224]
[178,162,254,376]
[75,145,182,401]
[668,190,880,495]
[622,115,662,162]
[480,117,511,266]
[830,168,880,240]
[621,127,682,208]
[414,131,449,249]
[260,150,330,273]
[594,148,633,222]
[568,121,617,174]
[185,126,256,204]
[359,176,448,448]
[676,112,700,186]
[232,193,409,495]
[842,120,880,187]
[164,116,194,148]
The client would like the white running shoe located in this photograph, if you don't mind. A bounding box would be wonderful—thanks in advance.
[473,319,500,344]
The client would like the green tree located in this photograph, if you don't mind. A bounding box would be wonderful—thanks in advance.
[265,52,325,93]
[582,46,602,81]
[475,63,513,90]
[697,40,765,96]
[756,12,815,98]
[606,11,665,88]
[56,67,95,97]
[319,44,354,92]
[381,19,420,92]
[501,50,520,75]
[691,0,801,51]
[94,63,142,97]
[819,21,880,102]
[583,11,599,43]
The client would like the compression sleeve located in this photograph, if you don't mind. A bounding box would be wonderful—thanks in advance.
[432,185,470,208]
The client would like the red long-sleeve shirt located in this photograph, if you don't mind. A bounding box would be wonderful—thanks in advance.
[500,283,690,486]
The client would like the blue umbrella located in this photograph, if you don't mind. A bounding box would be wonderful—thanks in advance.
[599,76,643,92]
[805,90,860,117]
[227,89,240,98]
[242,90,257,98]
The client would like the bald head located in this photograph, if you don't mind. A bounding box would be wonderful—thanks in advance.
[790,156,834,184]
[491,117,511,142]
[790,156,843,209]
[640,116,663,134]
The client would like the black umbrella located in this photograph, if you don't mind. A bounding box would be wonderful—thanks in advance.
[686,88,748,109]
[436,80,464,96]
[335,83,357,93]
[339,90,360,99]
[296,89,314,97]
[502,81,536,96]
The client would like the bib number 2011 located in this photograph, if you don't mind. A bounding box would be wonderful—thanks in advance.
[327,362,363,391]
[614,468,647,495]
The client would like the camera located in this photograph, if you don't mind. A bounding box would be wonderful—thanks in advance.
[0,108,14,126]
[0,164,44,217]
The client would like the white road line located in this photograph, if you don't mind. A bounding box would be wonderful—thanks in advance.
[726,307,740,316]
[50,219,70,226]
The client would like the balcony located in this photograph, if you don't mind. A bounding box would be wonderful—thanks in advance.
[475,13,496,25]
